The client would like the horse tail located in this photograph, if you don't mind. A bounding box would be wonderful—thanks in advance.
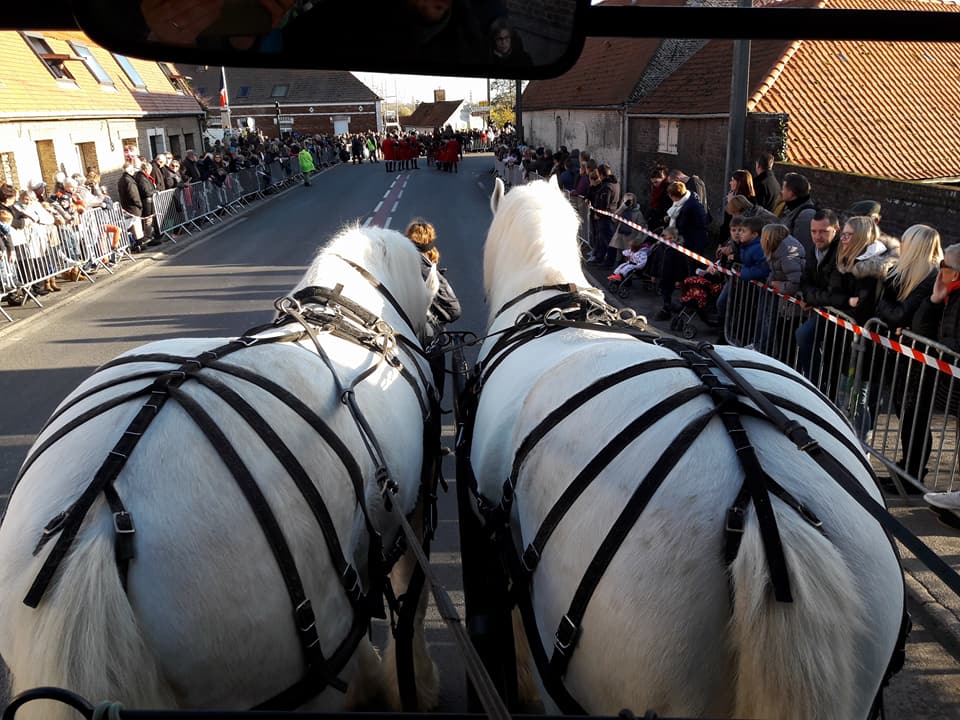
[6,526,175,720]
[729,512,866,720]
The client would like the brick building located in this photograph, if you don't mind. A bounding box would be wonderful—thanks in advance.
[0,30,203,193]
[182,67,381,139]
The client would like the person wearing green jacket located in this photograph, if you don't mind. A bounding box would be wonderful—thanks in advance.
[365,136,379,164]
[297,145,316,186]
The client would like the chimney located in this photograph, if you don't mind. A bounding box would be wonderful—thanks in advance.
[434,89,446,103]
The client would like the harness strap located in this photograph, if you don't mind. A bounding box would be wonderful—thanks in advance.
[516,386,708,574]
[699,345,960,598]
[499,359,689,511]
[548,408,720,678]
[183,370,367,610]
[332,254,419,337]
[252,604,369,710]
[168,386,341,682]
[492,282,584,320]
[23,336,266,608]
[102,484,135,591]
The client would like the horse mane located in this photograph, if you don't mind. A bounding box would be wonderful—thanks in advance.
[483,178,593,325]
[298,224,437,336]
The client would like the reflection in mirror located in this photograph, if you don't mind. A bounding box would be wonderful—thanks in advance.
[74,0,583,76]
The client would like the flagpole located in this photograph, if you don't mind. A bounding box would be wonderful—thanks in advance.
[220,66,231,133]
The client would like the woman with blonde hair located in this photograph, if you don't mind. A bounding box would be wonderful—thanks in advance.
[875,224,942,490]
[404,218,461,338]
[834,215,900,325]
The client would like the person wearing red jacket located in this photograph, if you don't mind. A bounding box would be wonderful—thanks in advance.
[382,135,395,173]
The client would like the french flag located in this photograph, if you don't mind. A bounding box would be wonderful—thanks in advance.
[219,67,228,108]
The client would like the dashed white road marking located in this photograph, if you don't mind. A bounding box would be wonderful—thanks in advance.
[391,201,399,213]
[384,217,392,229]
[362,217,373,227]
[374,201,383,212]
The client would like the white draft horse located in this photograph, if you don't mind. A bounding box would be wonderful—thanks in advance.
[0,226,440,719]
[471,176,905,720]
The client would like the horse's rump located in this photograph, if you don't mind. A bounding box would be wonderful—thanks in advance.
[473,337,904,717]
[0,331,428,711]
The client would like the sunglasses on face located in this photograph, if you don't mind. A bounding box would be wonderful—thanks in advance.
[941,259,959,272]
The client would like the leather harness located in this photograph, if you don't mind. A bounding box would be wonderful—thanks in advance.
[468,286,910,717]
[13,261,438,712]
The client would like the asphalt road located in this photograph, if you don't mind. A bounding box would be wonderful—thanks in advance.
[1,155,959,717]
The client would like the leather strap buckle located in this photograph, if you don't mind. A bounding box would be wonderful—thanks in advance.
[554,614,579,656]
[342,565,364,603]
[113,511,135,535]
[295,598,317,634]
[521,545,540,573]
[725,507,745,534]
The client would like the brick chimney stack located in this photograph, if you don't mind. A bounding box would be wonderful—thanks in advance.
[434,89,446,102]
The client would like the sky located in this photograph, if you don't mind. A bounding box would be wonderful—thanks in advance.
[351,72,491,106]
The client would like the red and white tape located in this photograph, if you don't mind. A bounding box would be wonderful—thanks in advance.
[591,205,960,380]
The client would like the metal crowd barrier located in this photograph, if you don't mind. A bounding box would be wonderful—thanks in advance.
[0,203,136,312]
[580,202,960,497]
[719,270,960,494]
[0,159,305,320]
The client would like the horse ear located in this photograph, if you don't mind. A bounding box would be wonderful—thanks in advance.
[490,178,505,215]
[549,173,560,191]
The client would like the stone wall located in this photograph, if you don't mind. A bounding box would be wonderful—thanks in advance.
[526,108,625,179]
[224,103,380,139]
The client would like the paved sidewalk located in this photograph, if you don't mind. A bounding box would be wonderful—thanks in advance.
[583,260,960,659]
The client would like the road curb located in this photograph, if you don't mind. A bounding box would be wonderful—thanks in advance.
[0,166,335,343]
[904,571,960,658]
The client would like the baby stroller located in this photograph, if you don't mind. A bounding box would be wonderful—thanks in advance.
[608,241,662,298]
[670,270,724,339]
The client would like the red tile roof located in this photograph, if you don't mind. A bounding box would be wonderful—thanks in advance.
[521,0,685,110]
[402,100,465,129]
[0,30,203,118]
[628,0,960,181]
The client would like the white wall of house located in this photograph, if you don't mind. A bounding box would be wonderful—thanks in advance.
[525,108,624,179]
[0,115,202,193]
[0,117,138,191]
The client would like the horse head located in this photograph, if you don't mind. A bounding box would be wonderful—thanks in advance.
[297,224,439,341]
[483,175,591,328]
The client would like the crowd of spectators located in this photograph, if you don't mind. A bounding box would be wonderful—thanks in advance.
[496,142,955,499]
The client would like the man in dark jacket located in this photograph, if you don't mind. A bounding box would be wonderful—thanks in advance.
[135,162,160,246]
[795,209,845,379]
[777,172,817,261]
[589,164,621,266]
[753,151,780,212]
[183,150,203,183]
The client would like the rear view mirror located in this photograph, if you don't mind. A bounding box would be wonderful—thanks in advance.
[71,0,589,79]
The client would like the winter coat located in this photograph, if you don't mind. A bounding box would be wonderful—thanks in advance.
[767,234,806,295]
[135,172,157,217]
[610,202,646,250]
[799,240,847,309]
[117,173,143,216]
[593,175,620,212]
[183,158,203,183]
[836,235,900,324]
[420,254,461,328]
[914,281,960,353]
[876,267,937,332]
[754,170,781,212]
[738,236,770,282]
[673,193,709,254]
[779,196,817,262]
